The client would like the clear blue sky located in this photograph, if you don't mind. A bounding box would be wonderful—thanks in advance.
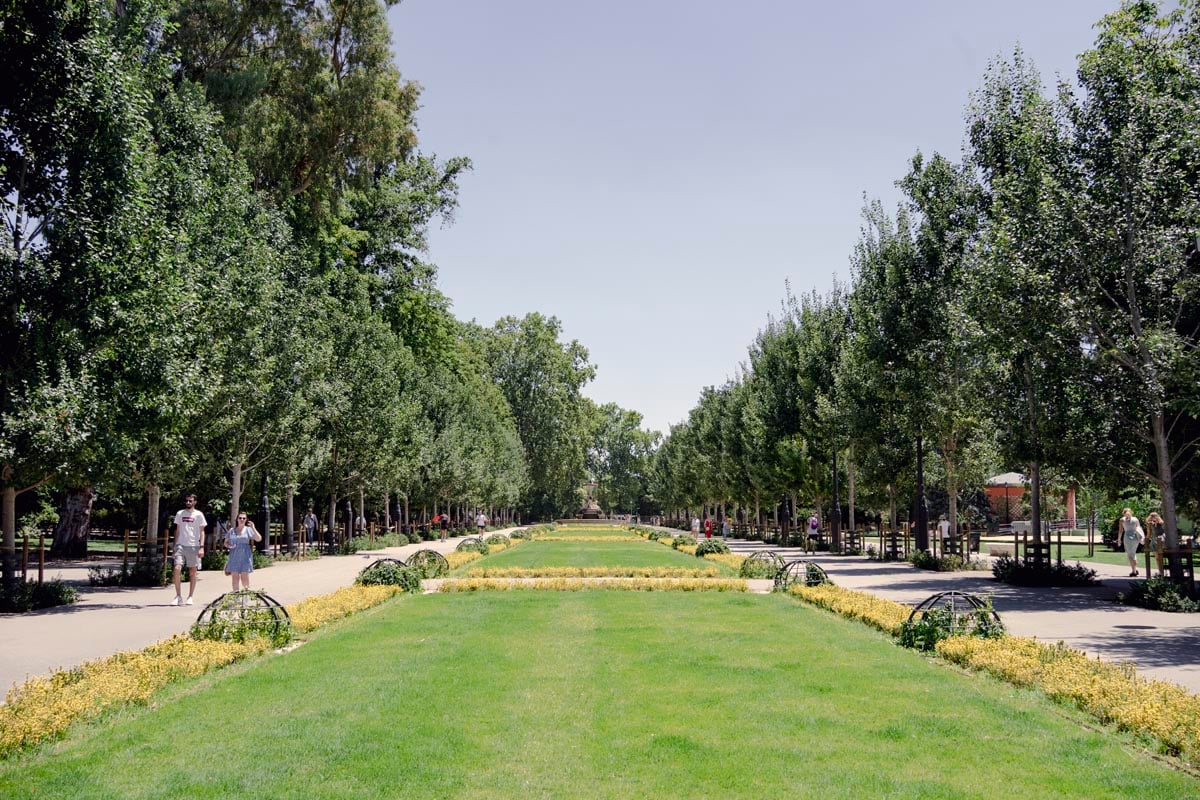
[388,0,1118,435]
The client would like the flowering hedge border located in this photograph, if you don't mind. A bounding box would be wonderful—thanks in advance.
[787,584,911,636]
[438,577,748,593]
[0,584,405,758]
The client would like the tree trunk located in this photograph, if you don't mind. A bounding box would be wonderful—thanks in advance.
[1030,461,1042,544]
[286,483,296,555]
[146,483,162,564]
[327,494,337,545]
[51,485,95,559]
[1151,409,1183,580]
[847,446,856,534]
[230,462,243,526]
[2,485,17,594]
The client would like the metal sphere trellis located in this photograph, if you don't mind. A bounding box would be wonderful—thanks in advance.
[192,589,291,646]
[456,537,487,553]
[906,591,1004,637]
[739,550,786,579]
[773,560,831,591]
[406,549,449,577]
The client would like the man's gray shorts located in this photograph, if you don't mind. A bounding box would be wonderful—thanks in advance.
[174,545,201,569]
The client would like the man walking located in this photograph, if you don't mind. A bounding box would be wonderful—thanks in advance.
[171,494,206,606]
[303,508,318,543]
[476,510,488,534]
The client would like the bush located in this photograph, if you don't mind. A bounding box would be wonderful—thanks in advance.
[484,534,509,547]
[190,591,292,648]
[909,551,988,572]
[0,579,80,612]
[738,558,780,579]
[356,561,422,592]
[991,555,1097,587]
[456,540,489,555]
[1119,577,1200,613]
[672,534,697,549]
[88,559,171,587]
[695,539,730,556]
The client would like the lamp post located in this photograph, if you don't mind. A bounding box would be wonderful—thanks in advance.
[257,473,270,555]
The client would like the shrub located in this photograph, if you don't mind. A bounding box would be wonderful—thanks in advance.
[672,534,697,549]
[509,529,531,540]
[1119,577,1200,613]
[87,559,171,587]
[356,561,421,592]
[201,550,228,571]
[695,539,730,556]
[738,558,780,579]
[484,534,509,547]
[908,551,989,572]
[991,555,1097,587]
[456,540,490,555]
[0,579,80,612]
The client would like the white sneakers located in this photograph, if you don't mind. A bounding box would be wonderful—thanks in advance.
[171,595,182,606]
[185,597,194,605]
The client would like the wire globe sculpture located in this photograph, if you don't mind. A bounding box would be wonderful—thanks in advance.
[906,591,1004,637]
[406,549,450,577]
[740,550,786,579]
[192,590,291,646]
[773,559,831,591]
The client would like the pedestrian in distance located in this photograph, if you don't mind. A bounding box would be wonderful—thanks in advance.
[806,512,821,554]
[691,516,700,536]
[704,518,712,539]
[476,510,488,534]
[225,513,263,590]
[1120,507,1144,577]
[722,517,731,538]
[1146,511,1166,577]
[439,513,449,542]
[171,494,207,606]
[303,508,318,544]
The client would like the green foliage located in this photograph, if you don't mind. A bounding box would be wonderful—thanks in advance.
[189,591,292,648]
[908,551,988,572]
[694,539,730,556]
[1119,578,1200,613]
[88,560,171,588]
[671,534,697,549]
[0,579,80,612]
[355,562,421,593]
[991,555,1098,587]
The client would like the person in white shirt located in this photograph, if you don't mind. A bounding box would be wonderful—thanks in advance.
[171,494,207,606]
[937,516,951,543]
[476,512,488,534]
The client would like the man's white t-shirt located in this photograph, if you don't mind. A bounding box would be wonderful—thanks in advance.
[691,518,700,533]
[476,514,487,527]
[937,519,951,538]
[174,509,207,547]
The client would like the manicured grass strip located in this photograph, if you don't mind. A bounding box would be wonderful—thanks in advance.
[938,635,1200,765]
[455,539,730,573]
[438,577,747,592]
[464,566,721,578]
[535,535,638,542]
[2,593,1193,799]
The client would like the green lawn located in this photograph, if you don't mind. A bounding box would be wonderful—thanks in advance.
[3,592,1193,799]
[543,524,637,537]
[459,540,722,573]
[977,539,1143,568]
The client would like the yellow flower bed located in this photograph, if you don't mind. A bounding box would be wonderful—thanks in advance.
[285,585,401,633]
[445,551,483,569]
[439,577,748,592]
[676,544,698,555]
[937,636,1200,763]
[464,566,720,578]
[0,636,268,756]
[788,584,910,636]
[535,535,639,542]
[702,553,746,571]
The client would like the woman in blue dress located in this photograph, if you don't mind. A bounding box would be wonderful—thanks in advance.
[225,513,263,590]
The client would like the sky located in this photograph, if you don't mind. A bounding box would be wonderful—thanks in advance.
[388,0,1118,436]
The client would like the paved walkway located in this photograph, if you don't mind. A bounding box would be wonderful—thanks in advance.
[0,530,515,695]
[722,538,1200,693]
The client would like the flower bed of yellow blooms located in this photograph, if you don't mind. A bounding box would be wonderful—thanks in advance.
[0,584,405,757]
[284,584,401,633]
[701,553,746,571]
[787,584,910,636]
[464,566,721,578]
[937,635,1200,764]
[0,635,267,757]
[534,535,639,542]
[445,551,483,569]
[438,577,748,593]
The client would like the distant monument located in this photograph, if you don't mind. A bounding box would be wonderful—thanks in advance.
[557,481,606,524]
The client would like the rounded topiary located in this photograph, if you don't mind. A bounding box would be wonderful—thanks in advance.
[484,534,509,547]
[695,539,731,555]
[672,534,697,548]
